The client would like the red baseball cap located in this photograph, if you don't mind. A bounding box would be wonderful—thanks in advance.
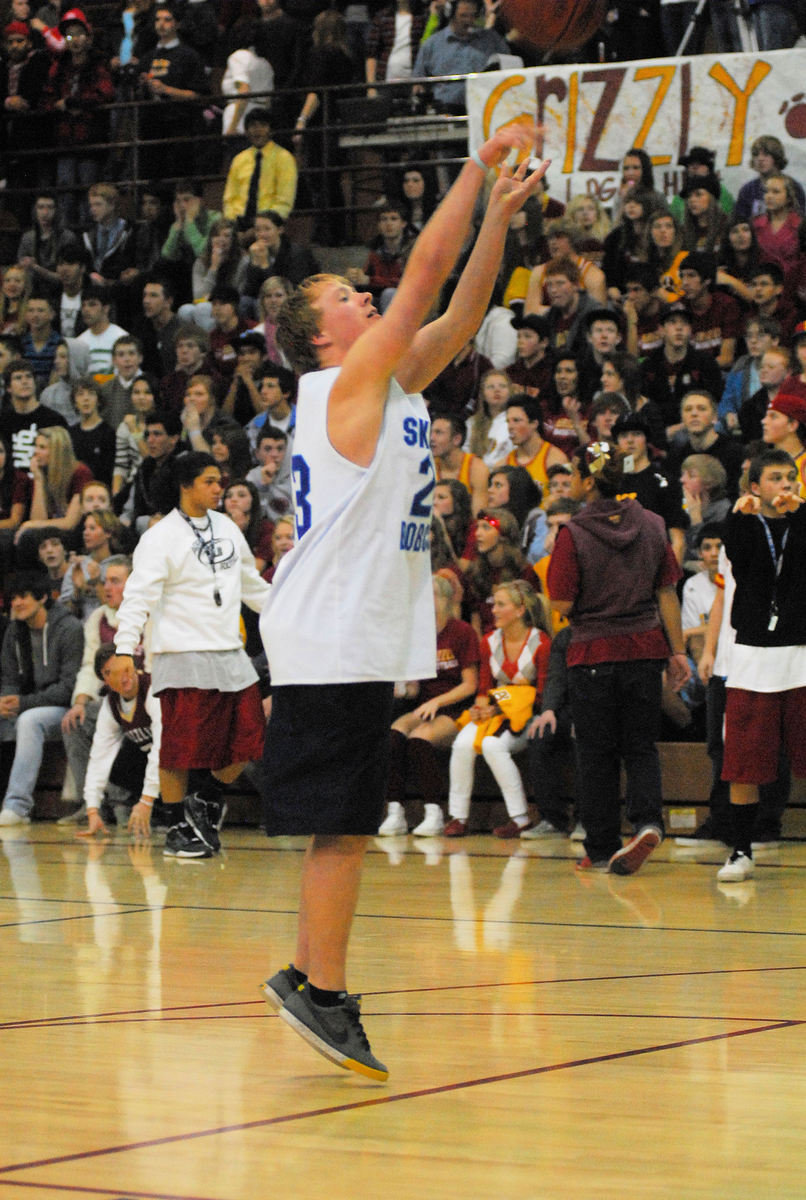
[59,7,91,32]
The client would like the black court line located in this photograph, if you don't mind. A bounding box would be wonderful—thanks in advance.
[2,961,805,1031]
[0,1021,799,1180]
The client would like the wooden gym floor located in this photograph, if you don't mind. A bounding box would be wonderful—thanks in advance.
[1,823,804,1200]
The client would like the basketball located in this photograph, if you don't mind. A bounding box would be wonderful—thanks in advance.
[501,0,607,51]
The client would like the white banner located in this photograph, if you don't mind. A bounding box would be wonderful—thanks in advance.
[466,48,806,206]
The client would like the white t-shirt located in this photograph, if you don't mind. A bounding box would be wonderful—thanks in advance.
[386,12,413,80]
[76,323,128,375]
[221,48,274,136]
[681,570,717,637]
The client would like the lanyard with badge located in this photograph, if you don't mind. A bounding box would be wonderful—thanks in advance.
[758,514,788,632]
[180,510,223,607]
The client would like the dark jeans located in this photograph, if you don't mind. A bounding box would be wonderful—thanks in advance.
[568,659,665,863]
[707,675,791,838]
[528,712,579,833]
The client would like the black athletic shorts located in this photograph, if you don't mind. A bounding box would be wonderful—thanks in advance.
[262,681,395,835]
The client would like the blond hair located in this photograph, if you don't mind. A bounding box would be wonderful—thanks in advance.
[38,426,79,517]
[276,273,349,374]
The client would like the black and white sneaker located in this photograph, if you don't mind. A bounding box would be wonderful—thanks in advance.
[164,821,212,859]
[280,984,388,1081]
[184,793,221,853]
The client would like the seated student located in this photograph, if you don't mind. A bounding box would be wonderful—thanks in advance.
[506,313,554,398]
[545,462,574,503]
[445,579,551,839]
[160,179,222,307]
[245,426,293,522]
[245,363,295,455]
[158,326,217,415]
[260,514,294,584]
[464,507,536,638]
[760,391,806,496]
[599,350,666,450]
[60,555,147,824]
[622,263,666,358]
[540,354,590,456]
[112,377,157,509]
[665,390,744,499]
[69,377,116,486]
[487,464,545,563]
[715,448,806,882]
[0,571,83,827]
[432,478,473,565]
[121,408,182,533]
[734,135,806,221]
[35,526,70,603]
[680,454,730,567]
[75,286,129,380]
[14,427,93,555]
[614,412,687,564]
[640,303,724,443]
[747,262,799,346]
[209,423,255,492]
[21,291,61,391]
[424,336,494,419]
[781,321,806,404]
[40,339,78,425]
[207,285,257,383]
[255,275,293,367]
[76,646,162,839]
[681,521,722,686]
[240,210,318,304]
[180,375,219,454]
[177,217,249,332]
[719,315,781,435]
[430,413,488,516]
[499,395,568,486]
[587,392,630,445]
[753,174,803,280]
[678,250,742,370]
[377,575,480,839]
[526,221,608,312]
[345,204,415,312]
[529,257,605,358]
[222,330,267,426]
[60,510,123,621]
[101,335,148,432]
[738,345,792,443]
[221,479,273,573]
[81,183,134,296]
[577,307,623,401]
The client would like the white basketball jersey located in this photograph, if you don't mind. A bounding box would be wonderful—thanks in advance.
[260,366,437,684]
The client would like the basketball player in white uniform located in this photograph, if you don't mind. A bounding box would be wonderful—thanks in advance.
[259,126,548,1081]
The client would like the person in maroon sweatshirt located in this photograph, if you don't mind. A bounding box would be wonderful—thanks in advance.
[548,441,690,875]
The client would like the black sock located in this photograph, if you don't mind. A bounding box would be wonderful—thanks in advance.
[731,802,758,858]
[309,984,347,1008]
[290,964,307,987]
[197,775,223,805]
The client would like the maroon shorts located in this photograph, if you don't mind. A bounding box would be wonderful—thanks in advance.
[159,685,265,770]
[722,685,806,784]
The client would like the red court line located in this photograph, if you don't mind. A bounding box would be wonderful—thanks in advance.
[0,1021,800,1178]
[2,962,805,1031]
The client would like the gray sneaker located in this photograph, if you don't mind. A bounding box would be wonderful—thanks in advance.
[184,792,221,853]
[280,984,389,1081]
[57,804,87,826]
[520,819,566,840]
[262,964,300,1012]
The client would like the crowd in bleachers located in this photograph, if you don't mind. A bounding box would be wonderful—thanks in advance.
[1,0,806,840]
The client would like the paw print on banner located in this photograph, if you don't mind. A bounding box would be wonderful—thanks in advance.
[779,93,806,137]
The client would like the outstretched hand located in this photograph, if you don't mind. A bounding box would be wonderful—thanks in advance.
[487,151,551,222]
[478,122,544,169]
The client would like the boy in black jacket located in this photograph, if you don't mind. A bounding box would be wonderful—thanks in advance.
[719,448,806,881]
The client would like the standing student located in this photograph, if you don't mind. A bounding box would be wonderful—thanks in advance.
[717,449,806,881]
[113,451,270,858]
[259,126,548,1082]
[548,442,690,874]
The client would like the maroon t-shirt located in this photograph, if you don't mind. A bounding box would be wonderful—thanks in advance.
[419,618,480,702]
[685,292,742,358]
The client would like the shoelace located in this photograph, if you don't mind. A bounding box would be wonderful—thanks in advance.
[344,996,371,1050]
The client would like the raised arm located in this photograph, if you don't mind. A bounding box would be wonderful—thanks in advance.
[396,151,550,393]
[329,126,545,463]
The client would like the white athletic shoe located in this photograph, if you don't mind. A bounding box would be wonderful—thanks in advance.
[411,804,444,837]
[377,802,408,836]
[570,822,586,842]
[0,808,30,826]
[716,851,755,882]
[520,819,565,840]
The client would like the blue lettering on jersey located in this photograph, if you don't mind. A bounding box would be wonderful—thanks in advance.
[402,416,430,448]
[400,520,430,551]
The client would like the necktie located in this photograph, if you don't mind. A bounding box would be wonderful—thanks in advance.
[245,149,263,226]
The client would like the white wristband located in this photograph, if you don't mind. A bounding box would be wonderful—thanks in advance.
[469,149,488,171]
[139,798,154,807]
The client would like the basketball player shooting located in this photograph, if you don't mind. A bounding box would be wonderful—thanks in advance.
[259,126,549,1081]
